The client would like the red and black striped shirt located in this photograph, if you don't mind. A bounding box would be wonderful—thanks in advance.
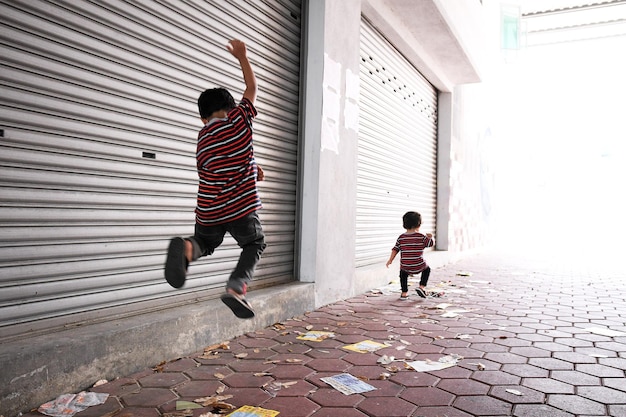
[393,232,434,274]
[195,98,261,225]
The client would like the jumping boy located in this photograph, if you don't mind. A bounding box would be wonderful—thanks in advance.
[164,39,265,319]
[386,211,434,300]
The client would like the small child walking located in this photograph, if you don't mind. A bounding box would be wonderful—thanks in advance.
[386,211,435,300]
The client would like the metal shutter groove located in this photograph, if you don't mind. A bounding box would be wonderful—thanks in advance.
[0,0,301,338]
[356,19,438,268]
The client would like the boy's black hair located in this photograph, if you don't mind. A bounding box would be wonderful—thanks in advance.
[402,211,422,229]
[198,87,236,119]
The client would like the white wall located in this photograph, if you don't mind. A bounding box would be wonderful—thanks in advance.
[300,0,502,307]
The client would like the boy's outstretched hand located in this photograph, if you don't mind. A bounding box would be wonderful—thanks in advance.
[227,39,248,60]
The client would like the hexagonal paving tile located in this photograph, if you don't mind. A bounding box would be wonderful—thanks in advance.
[138,372,188,388]
[175,379,224,397]
[160,358,199,372]
[512,403,575,417]
[309,388,364,407]
[306,358,352,373]
[577,386,626,403]
[262,396,320,417]
[521,377,574,394]
[357,396,417,416]
[271,364,316,379]
[547,394,606,415]
[437,378,490,395]
[121,388,177,407]
[490,385,545,403]
[454,395,513,416]
[400,386,455,406]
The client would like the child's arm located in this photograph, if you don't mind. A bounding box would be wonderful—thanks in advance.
[386,249,398,267]
[226,39,258,105]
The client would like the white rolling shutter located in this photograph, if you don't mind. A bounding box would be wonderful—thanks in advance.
[0,0,301,338]
[357,19,438,268]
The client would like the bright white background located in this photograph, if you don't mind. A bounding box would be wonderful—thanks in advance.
[489,34,626,265]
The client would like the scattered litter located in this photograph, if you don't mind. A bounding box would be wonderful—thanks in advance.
[440,312,459,318]
[469,280,491,284]
[38,392,109,417]
[468,362,486,370]
[234,353,248,359]
[407,354,462,372]
[385,365,402,373]
[261,380,298,397]
[194,394,234,410]
[584,327,626,337]
[285,358,303,363]
[342,340,388,353]
[176,401,202,410]
[377,355,395,365]
[506,389,524,396]
[457,271,473,276]
[320,373,377,395]
[435,303,452,309]
[378,372,391,380]
[297,331,335,342]
[407,360,455,372]
[92,379,107,387]
[589,353,609,358]
[254,372,272,377]
[225,405,280,416]
[214,373,226,379]
[455,334,472,340]
[199,341,230,359]
[262,381,283,396]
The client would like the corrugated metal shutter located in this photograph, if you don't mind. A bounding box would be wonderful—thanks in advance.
[356,19,438,268]
[0,0,301,338]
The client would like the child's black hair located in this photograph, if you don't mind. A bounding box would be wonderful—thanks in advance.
[198,87,236,119]
[402,211,422,229]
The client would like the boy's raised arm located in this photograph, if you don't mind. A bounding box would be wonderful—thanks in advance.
[226,39,257,105]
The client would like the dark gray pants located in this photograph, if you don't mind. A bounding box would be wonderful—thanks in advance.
[189,211,266,294]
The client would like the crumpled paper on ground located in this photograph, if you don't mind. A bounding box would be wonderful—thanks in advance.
[38,392,109,417]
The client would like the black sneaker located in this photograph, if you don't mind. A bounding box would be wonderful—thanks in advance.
[164,237,188,288]
[415,288,427,298]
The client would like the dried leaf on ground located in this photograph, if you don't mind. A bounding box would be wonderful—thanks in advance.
[204,342,230,352]
[194,395,234,407]
[234,353,248,359]
[153,361,167,373]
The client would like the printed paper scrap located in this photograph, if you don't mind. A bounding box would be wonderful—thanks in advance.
[320,373,377,395]
[407,354,462,372]
[38,392,109,417]
[296,331,335,342]
[342,340,387,353]
[226,405,280,417]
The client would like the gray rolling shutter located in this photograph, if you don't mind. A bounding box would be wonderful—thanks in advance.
[356,19,438,268]
[0,0,301,338]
